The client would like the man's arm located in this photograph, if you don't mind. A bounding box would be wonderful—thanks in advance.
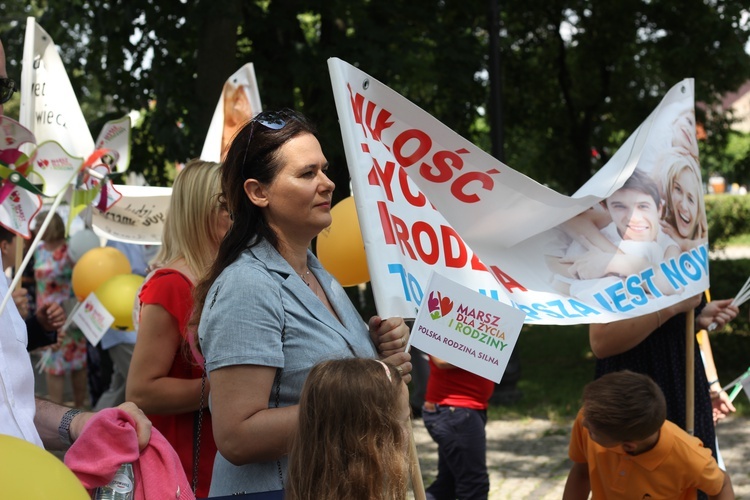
[33,398,152,451]
[562,462,591,500]
[33,397,81,450]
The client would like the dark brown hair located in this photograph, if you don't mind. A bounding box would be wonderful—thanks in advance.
[286,358,410,500]
[37,211,66,243]
[583,370,666,442]
[191,109,316,337]
[0,226,14,244]
[604,169,661,208]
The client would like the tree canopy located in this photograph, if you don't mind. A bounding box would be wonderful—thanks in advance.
[1,0,749,195]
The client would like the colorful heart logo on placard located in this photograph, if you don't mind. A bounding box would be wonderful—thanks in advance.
[427,291,454,319]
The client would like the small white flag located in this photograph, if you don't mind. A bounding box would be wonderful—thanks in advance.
[409,271,526,383]
[69,292,114,346]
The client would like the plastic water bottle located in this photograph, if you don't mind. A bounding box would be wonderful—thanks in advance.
[93,463,134,499]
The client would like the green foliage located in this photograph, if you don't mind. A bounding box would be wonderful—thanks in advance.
[712,132,750,188]
[708,258,750,331]
[500,0,750,194]
[705,194,750,249]
[3,0,748,192]
[489,299,750,419]
[489,324,594,421]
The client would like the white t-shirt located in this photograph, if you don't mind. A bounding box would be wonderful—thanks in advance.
[0,277,43,447]
[562,222,679,300]
[565,222,677,266]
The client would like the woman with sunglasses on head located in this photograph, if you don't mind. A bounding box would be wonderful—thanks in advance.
[126,159,228,498]
[193,109,412,496]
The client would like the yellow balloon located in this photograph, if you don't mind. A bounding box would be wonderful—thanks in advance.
[317,196,370,287]
[0,435,89,499]
[95,273,145,330]
[72,247,132,301]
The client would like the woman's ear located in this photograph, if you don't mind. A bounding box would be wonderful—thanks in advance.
[244,178,269,208]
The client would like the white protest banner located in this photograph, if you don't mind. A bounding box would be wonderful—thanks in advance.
[91,185,171,245]
[329,58,709,324]
[201,63,263,162]
[19,18,95,159]
[410,272,525,383]
[328,59,521,318]
[69,292,115,346]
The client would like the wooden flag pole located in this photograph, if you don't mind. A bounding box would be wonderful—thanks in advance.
[685,308,695,435]
[13,234,23,290]
[409,419,426,500]
[0,189,66,317]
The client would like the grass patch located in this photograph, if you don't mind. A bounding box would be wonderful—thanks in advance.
[726,233,750,246]
[489,324,594,422]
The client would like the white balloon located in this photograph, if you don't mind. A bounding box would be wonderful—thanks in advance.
[68,229,101,263]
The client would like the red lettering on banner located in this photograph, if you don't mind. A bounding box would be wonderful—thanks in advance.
[420,148,470,183]
[375,202,492,271]
[442,226,468,267]
[398,167,427,207]
[489,266,527,293]
[471,253,488,271]
[368,157,397,202]
[393,129,432,167]
[348,86,367,137]
[392,215,417,260]
[451,170,500,204]
[413,221,439,264]
[377,201,396,244]
[347,85,394,142]
[349,86,502,204]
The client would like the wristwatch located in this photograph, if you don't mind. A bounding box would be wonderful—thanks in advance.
[58,408,83,446]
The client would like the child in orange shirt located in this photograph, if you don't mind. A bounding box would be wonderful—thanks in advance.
[563,371,733,500]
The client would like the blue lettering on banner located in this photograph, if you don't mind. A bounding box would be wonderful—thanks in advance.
[510,299,601,322]
[660,246,709,291]
[388,263,424,305]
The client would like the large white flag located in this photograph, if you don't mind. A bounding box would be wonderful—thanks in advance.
[200,63,263,162]
[19,17,94,159]
[329,58,708,325]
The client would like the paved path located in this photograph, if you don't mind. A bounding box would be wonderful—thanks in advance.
[710,246,750,260]
[412,415,750,499]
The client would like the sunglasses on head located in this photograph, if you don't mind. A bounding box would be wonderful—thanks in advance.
[0,78,17,104]
[241,110,291,169]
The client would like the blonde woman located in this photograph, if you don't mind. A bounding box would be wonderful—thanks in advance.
[659,152,707,252]
[126,159,230,497]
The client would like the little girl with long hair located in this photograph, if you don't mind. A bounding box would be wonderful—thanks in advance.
[286,358,412,500]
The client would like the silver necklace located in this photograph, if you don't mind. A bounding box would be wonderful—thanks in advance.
[298,269,311,286]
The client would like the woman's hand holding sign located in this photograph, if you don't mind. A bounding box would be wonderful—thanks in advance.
[369,315,412,383]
